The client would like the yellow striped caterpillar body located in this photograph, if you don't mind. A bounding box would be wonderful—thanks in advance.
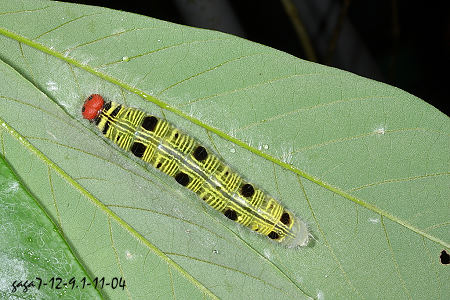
[82,94,309,248]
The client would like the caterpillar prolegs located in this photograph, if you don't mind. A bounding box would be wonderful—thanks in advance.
[82,94,309,248]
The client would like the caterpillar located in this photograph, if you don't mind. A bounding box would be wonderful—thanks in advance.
[82,94,309,248]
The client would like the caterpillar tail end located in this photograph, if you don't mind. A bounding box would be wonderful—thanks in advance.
[284,217,310,248]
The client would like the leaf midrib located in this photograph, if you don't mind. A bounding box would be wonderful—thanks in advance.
[0,115,219,300]
[0,26,447,250]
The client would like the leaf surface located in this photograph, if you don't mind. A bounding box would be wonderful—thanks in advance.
[0,1,448,299]
[0,154,101,299]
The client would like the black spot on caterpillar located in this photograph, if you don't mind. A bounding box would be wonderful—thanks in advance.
[82,94,310,247]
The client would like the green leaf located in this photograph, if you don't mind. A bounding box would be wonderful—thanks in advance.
[0,1,448,299]
[0,154,101,299]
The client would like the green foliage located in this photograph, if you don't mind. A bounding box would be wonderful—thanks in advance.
[0,1,448,299]
[0,155,101,298]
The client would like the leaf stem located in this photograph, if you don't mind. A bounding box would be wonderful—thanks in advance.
[0,115,218,299]
[1,26,447,249]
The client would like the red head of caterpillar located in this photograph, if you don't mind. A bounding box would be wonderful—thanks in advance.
[81,94,310,248]
[82,94,105,120]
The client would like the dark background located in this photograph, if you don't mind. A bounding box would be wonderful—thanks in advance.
[66,0,449,116]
